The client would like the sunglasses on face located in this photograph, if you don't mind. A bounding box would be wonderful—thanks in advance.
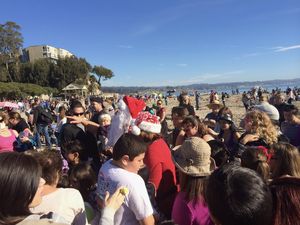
[73,112,85,116]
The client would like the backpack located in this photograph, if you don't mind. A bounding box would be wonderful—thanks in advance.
[39,107,53,124]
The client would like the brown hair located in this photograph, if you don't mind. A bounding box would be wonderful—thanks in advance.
[0,111,8,124]
[218,106,233,118]
[69,163,96,201]
[182,115,199,128]
[33,150,63,185]
[182,116,210,138]
[171,106,189,118]
[241,147,270,181]
[8,111,22,121]
[270,177,300,225]
[179,172,207,203]
[140,130,161,143]
[270,142,300,179]
[197,120,210,137]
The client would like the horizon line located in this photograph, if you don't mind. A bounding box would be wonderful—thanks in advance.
[102,77,300,88]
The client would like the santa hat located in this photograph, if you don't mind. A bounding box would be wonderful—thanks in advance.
[123,96,146,119]
[107,96,145,148]
[131,111,161,136]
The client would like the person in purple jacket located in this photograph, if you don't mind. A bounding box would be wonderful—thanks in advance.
[171,137,216,225]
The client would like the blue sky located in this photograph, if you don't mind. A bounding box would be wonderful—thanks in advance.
[2,0,300,86]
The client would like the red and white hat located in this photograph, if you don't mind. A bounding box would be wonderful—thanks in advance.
[123,96,146,119]
[131,111,161,135]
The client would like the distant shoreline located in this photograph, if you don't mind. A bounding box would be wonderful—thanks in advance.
[102,78,300,95]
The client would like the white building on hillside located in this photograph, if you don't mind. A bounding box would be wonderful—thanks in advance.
[22,45,74,62]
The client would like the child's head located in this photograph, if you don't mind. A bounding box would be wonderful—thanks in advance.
[113,133,148,173]
[69,163,97,201]
[171,106,189,129]
[58,106,66,116]
[99,113,111,127]
[63,140,88,165]
[241,146,271,181]
[181,115,200,137]
[181,94,190,105]
[33,150,63,186]
[283,104,298,122]
[206,164,273,225]
[218,114,234,131]
[172,137,215,201]
[207,140,229,167]
[218,107,234,129]
[207,100,222,113]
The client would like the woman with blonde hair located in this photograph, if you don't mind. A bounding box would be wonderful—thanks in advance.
[239,110,278,149]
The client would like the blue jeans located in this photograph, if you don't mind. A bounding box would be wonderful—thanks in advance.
[36,124,51,148]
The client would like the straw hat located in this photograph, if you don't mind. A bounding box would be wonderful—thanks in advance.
[207,100,222,109]
[172,137,216,177]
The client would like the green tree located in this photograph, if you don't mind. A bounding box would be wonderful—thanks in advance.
[52,57,91,89]
[20,62,34,83]
[8,62,21,82]
[0,21,23,82]
[0,67,9,82]
[92,65,114,87]
[87,75,100,95]
[32,59,51,86]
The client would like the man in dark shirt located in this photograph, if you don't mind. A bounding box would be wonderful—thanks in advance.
[60,100,101,173]
[90,96,104,124]
[33,99,52,148]
[280,104,300,147]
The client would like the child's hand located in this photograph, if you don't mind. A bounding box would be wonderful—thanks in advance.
[104,186,128,212]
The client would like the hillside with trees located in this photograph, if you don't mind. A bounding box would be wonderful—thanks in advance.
[0,21,114,98]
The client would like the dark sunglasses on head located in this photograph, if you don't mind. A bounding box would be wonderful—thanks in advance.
[73,112,85,116]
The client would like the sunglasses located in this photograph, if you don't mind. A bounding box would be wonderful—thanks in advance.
[73,112,85,116]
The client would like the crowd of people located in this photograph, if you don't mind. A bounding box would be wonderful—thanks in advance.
[0,88,299,225]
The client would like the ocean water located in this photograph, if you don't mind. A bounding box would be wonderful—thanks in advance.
[164,81,300,96]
